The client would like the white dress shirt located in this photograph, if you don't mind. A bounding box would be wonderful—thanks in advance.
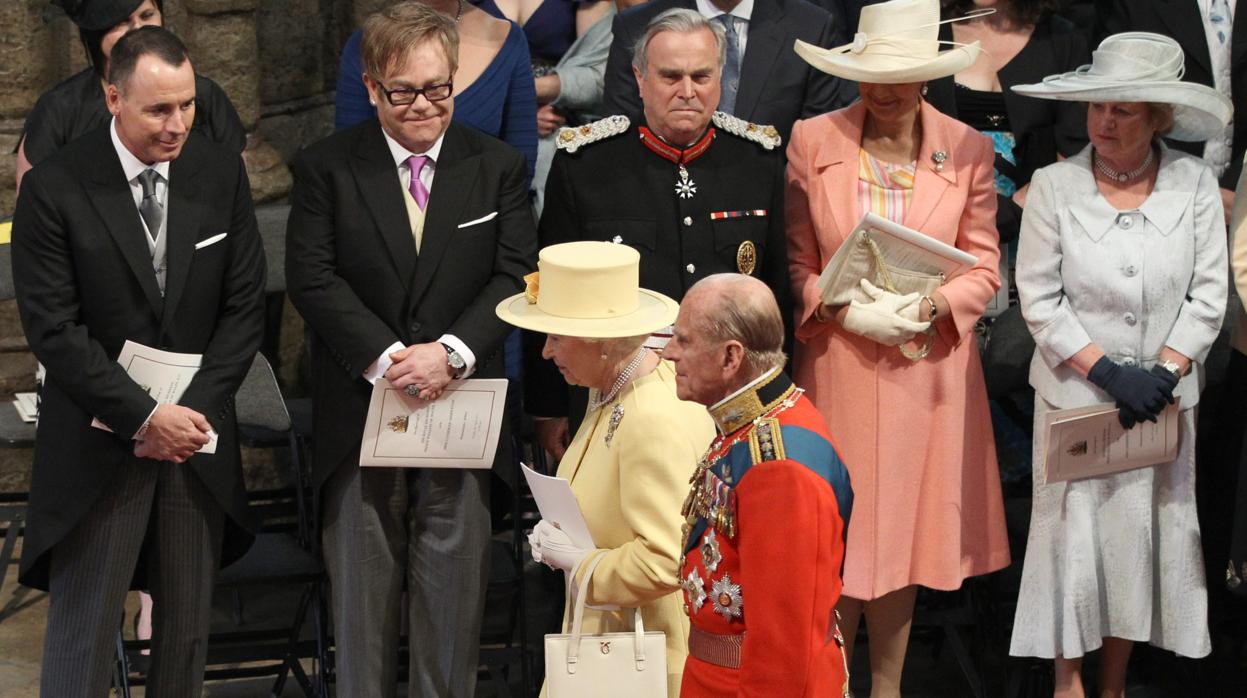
[363,129,478,384]
[110,118,170,243]
[110,117,170,439]
[696,0,753,55]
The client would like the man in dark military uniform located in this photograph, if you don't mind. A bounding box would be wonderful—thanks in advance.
[530,8,792,457]
[665,274,853,697]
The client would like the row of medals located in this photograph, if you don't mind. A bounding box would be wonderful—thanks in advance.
[677,389,802,621]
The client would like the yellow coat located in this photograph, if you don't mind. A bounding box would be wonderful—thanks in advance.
[550,360,715,697]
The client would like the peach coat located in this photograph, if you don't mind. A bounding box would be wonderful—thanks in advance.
[785,101,1010,600]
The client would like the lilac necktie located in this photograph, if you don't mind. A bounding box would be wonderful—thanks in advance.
[407,154,431,210]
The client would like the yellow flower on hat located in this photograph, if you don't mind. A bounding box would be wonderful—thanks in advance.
[523,272,540,305]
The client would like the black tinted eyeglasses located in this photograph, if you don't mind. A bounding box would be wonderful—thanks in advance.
[372,79,454,106]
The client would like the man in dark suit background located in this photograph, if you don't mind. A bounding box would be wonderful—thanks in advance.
[1103,0,1245,209]
[12,26,265,696]
[285,4,536,696]
[602,0,854,141]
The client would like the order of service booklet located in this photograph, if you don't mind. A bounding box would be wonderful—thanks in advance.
[1042,400,1181,484]
[90,340,217,454]
[359,378,508,469]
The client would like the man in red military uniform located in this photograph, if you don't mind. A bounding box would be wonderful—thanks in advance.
[665,273,854,697]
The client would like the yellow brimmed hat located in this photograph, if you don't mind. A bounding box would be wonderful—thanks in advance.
[495,241,679,338]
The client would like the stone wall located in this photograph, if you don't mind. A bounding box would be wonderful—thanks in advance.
[0,0,372,217]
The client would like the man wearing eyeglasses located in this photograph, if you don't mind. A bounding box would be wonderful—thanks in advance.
[285,4,536,696]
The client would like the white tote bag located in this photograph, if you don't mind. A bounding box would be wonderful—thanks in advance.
[544,551,668,697]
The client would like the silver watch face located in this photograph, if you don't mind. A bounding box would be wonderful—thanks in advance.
[446,347,466,369]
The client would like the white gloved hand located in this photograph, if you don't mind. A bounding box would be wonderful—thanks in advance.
[842,279,931,346]
[530,519,591,573]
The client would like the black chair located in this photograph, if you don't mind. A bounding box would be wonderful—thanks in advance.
[477,435,537,697]
[255,203,290,376]
[114,354,330,697]
[0,241,36,609]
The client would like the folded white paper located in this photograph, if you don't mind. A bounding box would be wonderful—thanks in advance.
[359,378,508,468]
[90,340,217,454]
[1042,400,1181,484]
[520,463,595,550]
[12,392,36,423]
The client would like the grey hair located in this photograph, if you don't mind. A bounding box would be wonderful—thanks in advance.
[586,334,650,359]
[631,8,726,75]
[690,274,786,375]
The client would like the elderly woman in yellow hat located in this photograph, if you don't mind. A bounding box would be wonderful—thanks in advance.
[786,0,1010,693]
[496,241,714,696]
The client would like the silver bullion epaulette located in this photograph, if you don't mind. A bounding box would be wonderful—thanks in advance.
[711,111,782,150]
[555,115,631,153]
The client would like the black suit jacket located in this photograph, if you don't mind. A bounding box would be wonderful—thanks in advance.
[13,128,266,590]
[1103,0,1247,187]
[601,0,853,142]
[286,120,537,487]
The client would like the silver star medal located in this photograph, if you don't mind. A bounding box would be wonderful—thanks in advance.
[675,164,697,199]
[683,569,707,612]
[711,574,743,621]
[700,529,723,573]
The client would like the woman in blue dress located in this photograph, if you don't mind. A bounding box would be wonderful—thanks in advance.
[335,0,538,184]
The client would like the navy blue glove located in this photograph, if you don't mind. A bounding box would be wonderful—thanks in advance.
[1087,356,1175,429]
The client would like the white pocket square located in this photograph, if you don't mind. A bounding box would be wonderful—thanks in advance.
[457,211,499,229]
[194,232,227,250]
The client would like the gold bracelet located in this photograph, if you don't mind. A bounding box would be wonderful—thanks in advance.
[923,295,938,322]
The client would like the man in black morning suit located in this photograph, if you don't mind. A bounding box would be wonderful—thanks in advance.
[285,5,536,697]
[12,26,265,696]
[602,0,853,142]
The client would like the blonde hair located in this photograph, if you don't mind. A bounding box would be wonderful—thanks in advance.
[362,2,459,80]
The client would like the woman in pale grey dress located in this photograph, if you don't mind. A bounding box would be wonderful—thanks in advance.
[1010,33,1230,697]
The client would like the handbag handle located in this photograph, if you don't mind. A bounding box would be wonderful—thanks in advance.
[862,232,938,362]
[564,551,650,674]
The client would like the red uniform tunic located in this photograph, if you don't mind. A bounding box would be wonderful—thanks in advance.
[679,370,854,697]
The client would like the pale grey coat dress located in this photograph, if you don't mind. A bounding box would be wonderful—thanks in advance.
[1011,144,1227,659]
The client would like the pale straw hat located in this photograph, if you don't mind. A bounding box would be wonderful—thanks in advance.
[495,242,679,338]
[794,0,982,84]
[1012,32,1232,142]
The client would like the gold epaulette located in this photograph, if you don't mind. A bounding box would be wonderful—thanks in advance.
[555,115,631,153]
[747,417,786,465]
[711,111,782,151]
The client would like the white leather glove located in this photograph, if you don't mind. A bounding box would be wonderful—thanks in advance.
[529,519,591,573]
[842,279,931,346]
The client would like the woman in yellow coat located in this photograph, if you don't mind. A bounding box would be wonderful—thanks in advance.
[497,241,715,696]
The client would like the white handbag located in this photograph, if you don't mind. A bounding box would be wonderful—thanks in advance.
[544,551,668,697]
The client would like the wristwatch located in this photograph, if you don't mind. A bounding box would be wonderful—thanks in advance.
[1159,359,1182,379]
[442,343,466,378]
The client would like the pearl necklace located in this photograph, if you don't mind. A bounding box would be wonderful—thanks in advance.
[1093,147,1155,184]
[588,348,649,412]
[455,0,464,22]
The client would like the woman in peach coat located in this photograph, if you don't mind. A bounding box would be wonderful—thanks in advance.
[787,1,1010,694]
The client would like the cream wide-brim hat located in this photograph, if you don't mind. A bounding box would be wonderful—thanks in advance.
[1012,32,1232,142]
[495,241,679,339]
[794,0,980,84]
